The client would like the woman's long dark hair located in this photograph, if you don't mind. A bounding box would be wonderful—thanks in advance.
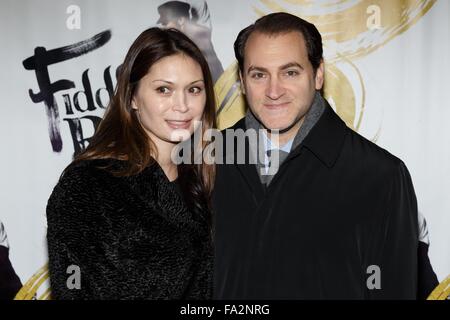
[69,27,216,225]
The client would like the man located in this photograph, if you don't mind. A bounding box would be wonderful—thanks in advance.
[0,220,22,300]
[212,12,438,299]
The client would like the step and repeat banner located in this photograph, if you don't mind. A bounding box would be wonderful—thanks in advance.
[0,0,449,299]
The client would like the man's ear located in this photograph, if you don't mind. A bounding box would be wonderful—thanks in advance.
[314,60,325,90]
[239,70,246,95]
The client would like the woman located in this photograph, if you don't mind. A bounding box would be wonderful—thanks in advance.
[46,27,216,299]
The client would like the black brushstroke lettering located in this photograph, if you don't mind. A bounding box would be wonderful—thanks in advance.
[63,116,102,155]
[23,30,111,152]
[73,69,95,112]
[62,94,74,115]
[95,66,114,109]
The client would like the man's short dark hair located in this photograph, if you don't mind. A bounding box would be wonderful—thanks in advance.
[234,12,323,73]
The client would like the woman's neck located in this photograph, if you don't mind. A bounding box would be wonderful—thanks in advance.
[153,140,178,182]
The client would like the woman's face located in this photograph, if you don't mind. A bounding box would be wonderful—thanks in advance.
[132,53,206,148]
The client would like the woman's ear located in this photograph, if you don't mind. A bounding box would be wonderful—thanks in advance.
[131,97,138,111]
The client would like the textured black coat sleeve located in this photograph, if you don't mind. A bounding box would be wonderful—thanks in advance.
[368,161,419,299]
[46,166,122,299]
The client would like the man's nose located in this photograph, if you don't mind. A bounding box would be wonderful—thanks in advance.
[265,76,285,100]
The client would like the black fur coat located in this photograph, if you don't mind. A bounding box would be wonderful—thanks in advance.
[46,159,213,300]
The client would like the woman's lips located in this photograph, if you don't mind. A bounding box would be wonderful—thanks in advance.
[166,120,192,129]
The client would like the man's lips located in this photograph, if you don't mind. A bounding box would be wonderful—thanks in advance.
[263,102,291,109]
[166,119,192,129]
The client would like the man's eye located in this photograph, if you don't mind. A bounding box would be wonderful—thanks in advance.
[189,87,202,94]
[285,70,299,77]
[156,87,170,94]
[251,72,266,79]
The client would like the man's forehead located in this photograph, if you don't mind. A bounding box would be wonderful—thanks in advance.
[244,31,308,68]
[246,30,306,47]
[245,31,306,54]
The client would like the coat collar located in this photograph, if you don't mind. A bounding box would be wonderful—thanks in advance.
[88,159,206,235]
[295,100,348,168]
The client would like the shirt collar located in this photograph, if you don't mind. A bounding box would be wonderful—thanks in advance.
[262,130,294,153]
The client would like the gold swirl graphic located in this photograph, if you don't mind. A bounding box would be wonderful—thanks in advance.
[427,274,450,300]
[253,0,437,62]
[214,62,246,130]
[14,263,51,300]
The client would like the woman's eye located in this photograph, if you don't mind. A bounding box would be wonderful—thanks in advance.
[189,87,203,94]
[156,87,170,94]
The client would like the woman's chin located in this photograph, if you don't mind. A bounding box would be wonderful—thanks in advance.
[168,128,193,142]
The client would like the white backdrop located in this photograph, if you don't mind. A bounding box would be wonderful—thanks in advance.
[0,0,449,295]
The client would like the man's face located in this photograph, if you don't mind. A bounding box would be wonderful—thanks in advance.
[240,31,324,138]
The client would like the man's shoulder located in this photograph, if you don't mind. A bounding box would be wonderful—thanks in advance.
[219,117,246,134]
[344,128,405,173]
[216,117,247,151]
